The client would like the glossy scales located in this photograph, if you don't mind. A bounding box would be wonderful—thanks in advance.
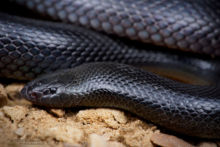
[21,62,220,138]
[14,0,220,56]
[1,14,219,80]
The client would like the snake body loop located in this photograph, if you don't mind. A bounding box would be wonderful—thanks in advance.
[21,62,220,139]
[0,0,219,139]
[13,0,220,56]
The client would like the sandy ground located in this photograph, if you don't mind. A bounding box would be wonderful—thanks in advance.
[0,83,219,147]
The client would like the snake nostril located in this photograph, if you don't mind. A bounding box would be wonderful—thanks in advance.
[29,91,42,99]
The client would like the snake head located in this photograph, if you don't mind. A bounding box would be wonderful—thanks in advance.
[21,83,57,100]
[21,63,110,108]
[21,78,61,107]
[20,67,86,108]
[20,70,73,107]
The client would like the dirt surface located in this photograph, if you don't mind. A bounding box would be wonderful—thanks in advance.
[0,83,219,147]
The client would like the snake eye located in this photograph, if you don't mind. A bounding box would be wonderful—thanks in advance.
[49,87,57,94]
[43,87,57,95]
[43,89,50,95]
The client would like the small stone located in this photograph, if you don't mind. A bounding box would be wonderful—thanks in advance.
[14,127,24,136]
[151,132,194,147]
[50,109,65,117]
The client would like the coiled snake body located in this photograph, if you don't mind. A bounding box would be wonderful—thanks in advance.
[0,0,220,138]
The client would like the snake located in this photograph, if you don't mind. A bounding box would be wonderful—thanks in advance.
[0,0,220,139]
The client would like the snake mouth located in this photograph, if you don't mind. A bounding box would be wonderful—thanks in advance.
[28,91,43,100]
[21,86,43,101]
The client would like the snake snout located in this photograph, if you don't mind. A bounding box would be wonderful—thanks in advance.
[21,86,43,101]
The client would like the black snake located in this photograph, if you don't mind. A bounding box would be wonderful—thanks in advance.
[0,0,220,139]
